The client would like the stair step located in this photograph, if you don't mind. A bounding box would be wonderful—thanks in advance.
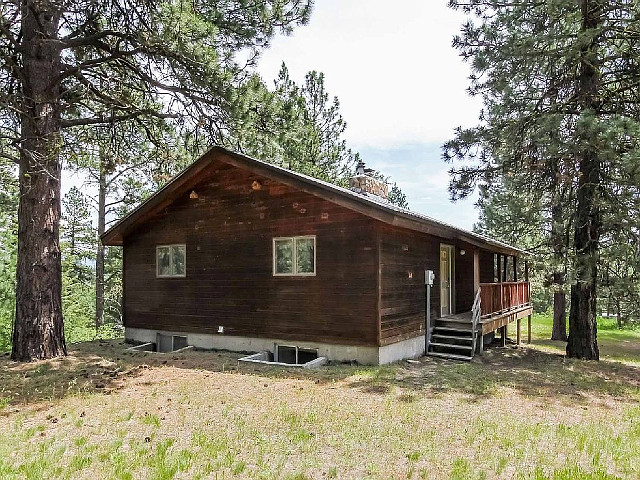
[433,326,474,333]
[426,351,472,362]
[429,342,473,351]
[431,334,473,342]
[437,317,472,323]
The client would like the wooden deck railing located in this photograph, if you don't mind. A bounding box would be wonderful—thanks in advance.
[479,281,530,318]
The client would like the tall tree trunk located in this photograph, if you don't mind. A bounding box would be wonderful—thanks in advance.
[567,0,601,360]
[550,174,567,341]
[553,291,567,340]
[12,2,66,361]
[95,161,106,330]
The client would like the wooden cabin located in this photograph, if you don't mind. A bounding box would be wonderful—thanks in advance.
[102,147,533,364]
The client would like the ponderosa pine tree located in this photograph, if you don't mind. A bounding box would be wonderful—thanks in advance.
[232,64,358,184]
[66,112,185,330]
[0,0,312,361]
[0,158,18,351]
[61,187,94,284]
[231,64,408,205]
[388,183,409,209]
[444,0,640,359]
[473,177,570,316]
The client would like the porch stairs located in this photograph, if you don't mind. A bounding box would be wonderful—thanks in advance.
[426,290,481,362]
[427,318,474,360]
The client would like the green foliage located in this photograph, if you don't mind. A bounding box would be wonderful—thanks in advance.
[0,159,17,352]
[473,181,554,312]
[61,259,95,344]
[445,1,640,330]
[232,63,407,202]
[2,0,314,151]
[388,183,409,209]
[0,170,122,350]
[0,0,409,355]
[232,63,358,183]
[1,0,313,358]
[61,188,95,283]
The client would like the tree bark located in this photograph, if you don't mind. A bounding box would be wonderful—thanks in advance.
[95,161,106,330]
[552,291,567,340]
[567,0,601,360]
[548,81,568,342]
[550,174,567,341]
[12,1,67,361]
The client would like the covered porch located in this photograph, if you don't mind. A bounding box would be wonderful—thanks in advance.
[427,281,533,360]
[427,249,533,361]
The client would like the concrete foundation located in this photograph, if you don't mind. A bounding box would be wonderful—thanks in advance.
[238,352,328,369]
[125,327,425,365]
[378,335,425,364]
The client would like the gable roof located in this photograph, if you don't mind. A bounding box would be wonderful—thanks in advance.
[101,146,525,256]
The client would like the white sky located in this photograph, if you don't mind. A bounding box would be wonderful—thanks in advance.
[257,0,482,229]
[64,2,482,230]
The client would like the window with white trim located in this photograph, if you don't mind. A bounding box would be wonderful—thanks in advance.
[156,244,186,277]
[273,236,316,276]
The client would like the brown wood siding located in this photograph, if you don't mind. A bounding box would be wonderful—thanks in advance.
[377,225,497,345]
[454,245,475,313]
[479,251,495,283]
[378,226,438,345]
[123,160,378,346]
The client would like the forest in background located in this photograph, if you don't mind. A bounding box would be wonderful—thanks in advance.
[1,0,639,359]
[0,64,408,352]
[444,0,640,351]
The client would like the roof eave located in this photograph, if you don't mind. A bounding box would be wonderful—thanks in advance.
[102,146,527,257]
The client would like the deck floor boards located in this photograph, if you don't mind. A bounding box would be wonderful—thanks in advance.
[440,306,533,335]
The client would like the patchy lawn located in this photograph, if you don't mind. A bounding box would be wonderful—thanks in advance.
[525,314,640,363]
[0,327,639,479]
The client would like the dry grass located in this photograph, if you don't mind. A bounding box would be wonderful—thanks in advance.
[0,336,639,479]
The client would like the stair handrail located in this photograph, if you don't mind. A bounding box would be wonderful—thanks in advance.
[471,287,481,357]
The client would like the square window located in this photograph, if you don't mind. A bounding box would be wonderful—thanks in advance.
[172,245,186,276]
[156,244,186,277]
[295,237,315,274]
[157,246,172,277]
[274,239,294,274]
[273,236,316,276]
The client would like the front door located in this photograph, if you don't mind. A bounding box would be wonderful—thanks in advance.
[440,244,453,316]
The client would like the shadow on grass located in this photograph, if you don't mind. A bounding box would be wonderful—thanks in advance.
[0,339,638,409]
[0,340,153,409]
[345,347,640,403]
[532,337,640,364]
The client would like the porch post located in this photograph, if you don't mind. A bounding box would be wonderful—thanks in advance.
[500,325,507,347]
[528,315,532,344]
[502,255,508,282]
[473,250,480,294]
[516,318,521,345]
[513,256,518,282]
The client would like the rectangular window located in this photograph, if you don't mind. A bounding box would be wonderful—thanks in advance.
[273,236,316,276]
[156,244,186,278]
